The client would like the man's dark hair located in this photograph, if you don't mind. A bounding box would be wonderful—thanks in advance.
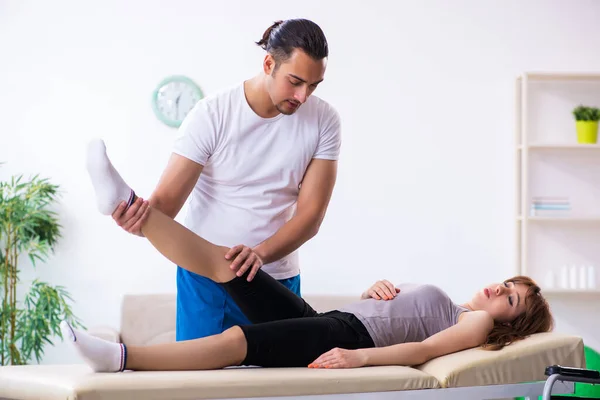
[256,19,328,66]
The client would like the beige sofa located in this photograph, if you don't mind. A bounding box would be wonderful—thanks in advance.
[0,293,586,400]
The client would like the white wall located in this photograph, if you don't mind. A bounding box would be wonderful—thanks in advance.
[1,0,600,365]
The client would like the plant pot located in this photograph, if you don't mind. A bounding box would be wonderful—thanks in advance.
[576,120,599,144]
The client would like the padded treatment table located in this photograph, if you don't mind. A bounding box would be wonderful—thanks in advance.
[0,332,585,400]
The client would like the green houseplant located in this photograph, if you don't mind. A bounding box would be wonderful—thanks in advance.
[572,105,600,144]
[0,172,84,365]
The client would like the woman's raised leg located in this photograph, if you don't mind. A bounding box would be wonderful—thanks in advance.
[140,206,235,282]
[139,207,317,323]
[85,138,317,322]
[86,138,234,283]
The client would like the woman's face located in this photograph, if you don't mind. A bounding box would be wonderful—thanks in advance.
[470,281,529,323]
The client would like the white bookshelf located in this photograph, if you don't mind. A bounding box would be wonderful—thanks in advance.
[516,72,600,295]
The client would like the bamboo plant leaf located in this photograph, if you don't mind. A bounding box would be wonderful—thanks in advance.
[1,172,82,365]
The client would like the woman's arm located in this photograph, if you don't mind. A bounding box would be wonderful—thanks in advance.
[363,310,493,366]
[309,310,493,369]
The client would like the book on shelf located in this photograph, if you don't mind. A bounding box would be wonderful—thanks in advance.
[530,196,571,216]
[531,204,570,210]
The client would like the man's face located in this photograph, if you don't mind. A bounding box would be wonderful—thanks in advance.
[264,49,327,115]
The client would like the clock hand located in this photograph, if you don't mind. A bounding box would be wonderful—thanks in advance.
[175,94,181,120]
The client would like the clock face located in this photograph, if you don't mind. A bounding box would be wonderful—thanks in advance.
[152,76,203,128]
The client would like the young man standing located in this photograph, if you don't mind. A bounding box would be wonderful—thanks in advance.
[113,18,341,341]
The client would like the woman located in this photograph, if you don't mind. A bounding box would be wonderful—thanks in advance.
[62,140,553,373]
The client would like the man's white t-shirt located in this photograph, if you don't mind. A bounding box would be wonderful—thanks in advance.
[172,83,342,280]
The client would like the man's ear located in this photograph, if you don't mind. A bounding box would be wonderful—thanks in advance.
[263,54,275,75]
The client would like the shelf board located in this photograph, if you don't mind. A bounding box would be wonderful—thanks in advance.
[524,72,600,81]
[518,216,600,222]
[518,144,600,150]
[542,289,600,295]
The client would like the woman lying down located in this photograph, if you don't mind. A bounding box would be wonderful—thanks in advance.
[61,139,554,372]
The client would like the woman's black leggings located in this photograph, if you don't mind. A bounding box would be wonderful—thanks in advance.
[220,269,375,367]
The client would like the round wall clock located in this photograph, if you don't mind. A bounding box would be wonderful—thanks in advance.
[152,75,204,128]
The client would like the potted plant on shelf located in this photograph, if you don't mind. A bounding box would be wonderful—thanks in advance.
[572,105,600,144]
[0,170,84,365]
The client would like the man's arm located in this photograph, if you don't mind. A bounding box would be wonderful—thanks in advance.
[227,158,337,280]
[254,158,337,264]
[149,154,204,218]
[113,153,203,235]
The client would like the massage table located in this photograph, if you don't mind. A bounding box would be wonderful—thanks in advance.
[0,294,591,399]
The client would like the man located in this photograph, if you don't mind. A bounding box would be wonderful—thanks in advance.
[113,18,341,341]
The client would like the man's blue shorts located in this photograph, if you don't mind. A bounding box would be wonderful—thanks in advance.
[175,266,301,341]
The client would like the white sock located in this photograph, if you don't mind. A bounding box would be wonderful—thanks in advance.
[86,139,135,215]
[61,320,126,373]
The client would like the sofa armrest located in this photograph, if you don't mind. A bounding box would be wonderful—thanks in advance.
[86,325,121,343]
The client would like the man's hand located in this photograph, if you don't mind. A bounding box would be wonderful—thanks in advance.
[308,348,367,369]
[225,245,264,281]
[361,279,400,300]
[112,197,150,237]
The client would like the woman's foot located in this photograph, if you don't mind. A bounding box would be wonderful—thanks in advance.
[86,139,136,215]
[61,320,126,373]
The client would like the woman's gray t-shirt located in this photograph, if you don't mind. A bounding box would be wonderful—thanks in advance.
[339,284,469,347]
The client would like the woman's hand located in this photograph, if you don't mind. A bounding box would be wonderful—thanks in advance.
[361,279,400,300]
[308,348,367,369]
